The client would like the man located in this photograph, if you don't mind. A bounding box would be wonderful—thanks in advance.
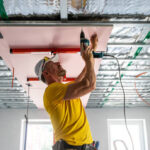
[35,34,98,150]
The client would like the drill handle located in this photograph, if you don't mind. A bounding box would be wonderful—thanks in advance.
[92,51,104,58]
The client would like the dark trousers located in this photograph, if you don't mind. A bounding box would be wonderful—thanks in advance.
[52,140,95,150]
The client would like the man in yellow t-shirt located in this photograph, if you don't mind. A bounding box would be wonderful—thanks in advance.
[35,34,98,150]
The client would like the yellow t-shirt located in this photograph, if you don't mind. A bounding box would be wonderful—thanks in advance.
[43,82,93,146]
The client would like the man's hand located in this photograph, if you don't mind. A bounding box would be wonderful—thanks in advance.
[76,45,95,83]
[90,33,98,51]
[81,46,94,65]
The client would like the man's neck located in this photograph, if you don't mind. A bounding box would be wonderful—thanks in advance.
[47,77,63,85]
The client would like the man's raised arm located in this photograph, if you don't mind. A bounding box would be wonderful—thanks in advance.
[64,46,96,100]
[75,33,98,83]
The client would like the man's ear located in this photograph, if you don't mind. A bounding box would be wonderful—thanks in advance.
[42,71,49,76]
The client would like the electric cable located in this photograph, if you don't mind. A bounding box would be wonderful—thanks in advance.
[134,72,150,106]
[24,83,31,150]
[113,139,128,150]
[79,29,134,149]
[103,53,134,150]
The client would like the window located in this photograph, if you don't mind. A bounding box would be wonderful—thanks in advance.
[20,119,53,150]
[108,119,148,150]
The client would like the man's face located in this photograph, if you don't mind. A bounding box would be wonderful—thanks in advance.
[45,61,66,78]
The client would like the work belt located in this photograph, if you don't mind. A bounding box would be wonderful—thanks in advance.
[52,140,95,150]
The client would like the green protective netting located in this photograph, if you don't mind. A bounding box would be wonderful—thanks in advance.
[0,0,9,20]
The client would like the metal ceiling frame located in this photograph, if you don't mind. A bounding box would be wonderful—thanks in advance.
[60,0,68,20]
[0,21,150,26]
[107,43,150,47]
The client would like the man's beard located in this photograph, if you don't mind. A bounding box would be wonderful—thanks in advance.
[57,69,66,77]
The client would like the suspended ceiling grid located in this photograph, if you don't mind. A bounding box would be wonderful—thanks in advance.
[0,0,150,109]
[0,56,37,109]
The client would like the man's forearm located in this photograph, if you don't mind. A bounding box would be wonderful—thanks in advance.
[84,61,96,88]
[75,66,86,82]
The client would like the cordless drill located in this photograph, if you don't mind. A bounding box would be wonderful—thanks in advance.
[80,30,104,58]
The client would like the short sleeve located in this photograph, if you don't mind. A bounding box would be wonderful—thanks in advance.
[45,82,68,105]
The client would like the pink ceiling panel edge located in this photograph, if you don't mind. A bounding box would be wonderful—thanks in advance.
[0,26,112,108]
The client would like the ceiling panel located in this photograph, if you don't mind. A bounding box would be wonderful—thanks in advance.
[0,26,112,108]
